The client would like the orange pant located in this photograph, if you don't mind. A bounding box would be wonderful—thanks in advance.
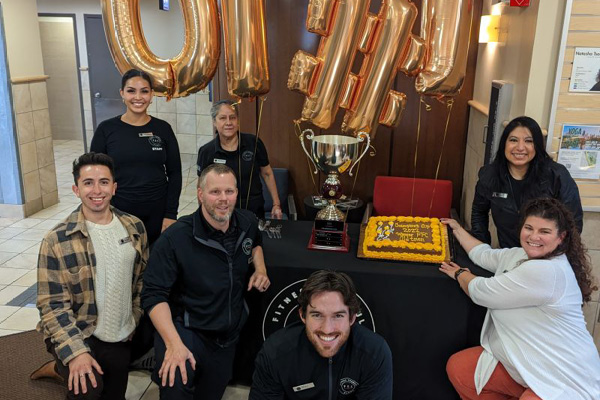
[447,346,541,400]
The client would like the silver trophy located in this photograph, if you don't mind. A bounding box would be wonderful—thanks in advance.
[300,129,370,251]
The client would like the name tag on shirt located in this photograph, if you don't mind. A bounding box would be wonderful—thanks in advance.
[293,383,315,392]
[119,237,132,245]
[492,192,508,199]
[138,132,153,137]
[213,158,227,164]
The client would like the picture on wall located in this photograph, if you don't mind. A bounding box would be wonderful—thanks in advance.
[569,47,600,92]
[558,124,600,179]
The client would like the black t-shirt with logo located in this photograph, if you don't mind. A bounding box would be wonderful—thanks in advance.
[196,132,269,215]
[91,116,182,219]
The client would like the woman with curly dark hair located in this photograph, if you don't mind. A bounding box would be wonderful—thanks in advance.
[440,198,599,399]
[471,116,583,248]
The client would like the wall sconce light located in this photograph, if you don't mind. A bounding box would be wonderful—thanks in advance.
[479,15,500,43]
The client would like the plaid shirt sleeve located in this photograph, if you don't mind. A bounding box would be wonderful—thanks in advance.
[131,223,148,326]
[36,236,90,365]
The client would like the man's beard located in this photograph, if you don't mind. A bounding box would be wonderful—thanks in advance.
[207,204,232,222]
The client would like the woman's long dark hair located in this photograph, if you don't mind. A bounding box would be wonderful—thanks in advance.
[520,198,596,303]
[492,116,551,186]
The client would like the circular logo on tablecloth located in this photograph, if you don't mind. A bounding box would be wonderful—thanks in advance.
[242,150,254,161]
[261,279,376,340]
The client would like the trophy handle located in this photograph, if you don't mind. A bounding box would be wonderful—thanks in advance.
[348,131,371,177]
[299,129,319,175]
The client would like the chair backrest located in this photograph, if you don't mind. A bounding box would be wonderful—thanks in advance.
[373,176,453,218]
[261,168,289,214]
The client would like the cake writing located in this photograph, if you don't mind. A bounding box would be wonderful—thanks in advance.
[376,222,431,242]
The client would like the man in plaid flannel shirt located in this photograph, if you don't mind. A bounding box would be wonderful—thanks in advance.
[35,153,148,399]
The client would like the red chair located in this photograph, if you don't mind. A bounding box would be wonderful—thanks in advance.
[370,176,453,218]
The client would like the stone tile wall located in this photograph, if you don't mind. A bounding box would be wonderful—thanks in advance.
[79,69,213,155]
[11,80,58,216]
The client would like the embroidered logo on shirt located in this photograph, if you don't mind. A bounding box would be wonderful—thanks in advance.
[339,377,359,395]
[242,238,253,255]
[242,150,254,161]
[292,382,315,392]
[148,135,163,150]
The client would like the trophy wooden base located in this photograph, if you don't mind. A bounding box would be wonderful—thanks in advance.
[307,224,350,252]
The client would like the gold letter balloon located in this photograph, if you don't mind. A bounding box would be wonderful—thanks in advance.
[101,0,270,100]
[221,0,270,98]
[288,0,473,138]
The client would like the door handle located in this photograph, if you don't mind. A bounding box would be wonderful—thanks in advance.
[94,92,101,98]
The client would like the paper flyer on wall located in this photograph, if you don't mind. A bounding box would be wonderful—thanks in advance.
[558,124,600,179]
[569,47,600,92]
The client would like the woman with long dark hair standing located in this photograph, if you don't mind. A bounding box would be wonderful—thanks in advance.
[91,69,182,245]
[471,116,582,248]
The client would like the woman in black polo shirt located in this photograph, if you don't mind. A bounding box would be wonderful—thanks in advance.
[196,100,282,219]
[470,116,582,248]
[91,69,182,245]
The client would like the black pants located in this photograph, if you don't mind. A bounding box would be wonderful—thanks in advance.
[47,336,131,400]
[152,320,237,400]
[112,195,167,246]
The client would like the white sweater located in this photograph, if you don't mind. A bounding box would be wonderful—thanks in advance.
[86,216,136,342]
[468,244,600,400]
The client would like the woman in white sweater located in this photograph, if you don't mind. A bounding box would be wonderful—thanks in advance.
[440,198,600,400]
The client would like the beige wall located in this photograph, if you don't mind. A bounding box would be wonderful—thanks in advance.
[0,0,58,217]
[39,17,84,141]
[0,0,45,78]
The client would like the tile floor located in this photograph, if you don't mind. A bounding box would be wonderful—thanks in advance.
[0,140,249,399]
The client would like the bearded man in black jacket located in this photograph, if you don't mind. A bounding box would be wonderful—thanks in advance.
[142,163,270,400]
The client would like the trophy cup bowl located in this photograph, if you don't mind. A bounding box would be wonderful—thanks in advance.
[300,129,370,251]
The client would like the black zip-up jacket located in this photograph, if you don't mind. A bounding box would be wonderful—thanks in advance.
[141,208,261,344]
[250,322,393,400]
[471,161,583,248]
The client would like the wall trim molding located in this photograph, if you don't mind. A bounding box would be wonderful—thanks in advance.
[11,75,50,84]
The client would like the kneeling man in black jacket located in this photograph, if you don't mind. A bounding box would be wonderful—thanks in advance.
[141,163,270,400]
[250,270,393,399]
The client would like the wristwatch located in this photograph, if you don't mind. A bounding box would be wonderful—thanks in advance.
[454,268,467,281]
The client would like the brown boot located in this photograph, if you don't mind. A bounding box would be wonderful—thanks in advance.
[30,360,64,384]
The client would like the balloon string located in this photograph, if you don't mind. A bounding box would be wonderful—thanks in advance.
[246,97,266,210]
[293,120,320,195]
[412,97,430,216]
[232,100,243,209]
[429,99,454,217]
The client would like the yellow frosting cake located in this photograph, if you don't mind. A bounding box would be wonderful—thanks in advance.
[362,216,449,263]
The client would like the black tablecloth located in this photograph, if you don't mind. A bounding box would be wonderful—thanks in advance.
[235,221,489,400]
